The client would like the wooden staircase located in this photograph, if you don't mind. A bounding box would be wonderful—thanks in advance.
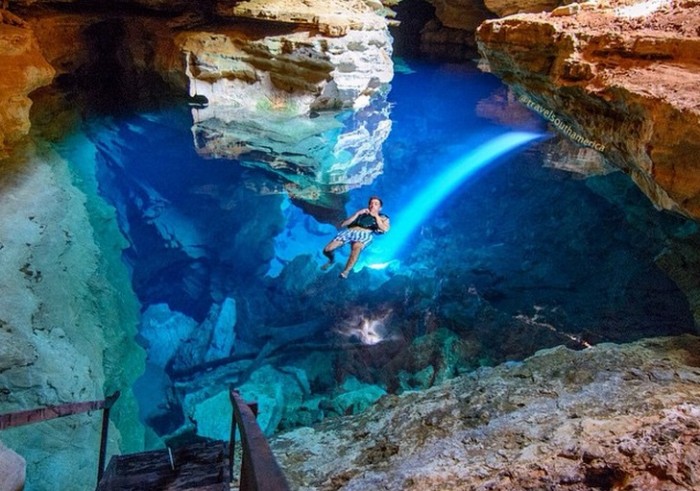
[1,387,290,491]
[96,440,230,490]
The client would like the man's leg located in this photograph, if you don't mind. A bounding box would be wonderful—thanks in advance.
[340,241,364,278]
[322,239,343,269]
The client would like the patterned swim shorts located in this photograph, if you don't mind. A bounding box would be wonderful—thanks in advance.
[333,228,374,246]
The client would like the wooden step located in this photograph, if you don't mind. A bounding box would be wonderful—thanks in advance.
[97,440,230,491]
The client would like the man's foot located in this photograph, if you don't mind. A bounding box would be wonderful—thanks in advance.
[321,261,334,271]
[339,271,349,279]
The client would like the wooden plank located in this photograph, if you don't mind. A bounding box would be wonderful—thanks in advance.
[97,441,230,491]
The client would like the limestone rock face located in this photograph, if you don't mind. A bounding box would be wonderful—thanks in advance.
[26,12,104,78]
[484,0,560,16]
[430,0,494,31]
[15,2,394,207]
[0,23,54,158]
[542,137,615,176]
[0,141,144,490]
[272,335,700,490]
[160,4,394,204]
[174,23,393,112]
[217,0,389,36]
[416,0,494,59]
[476,0,700,220]
[656,235,700,328]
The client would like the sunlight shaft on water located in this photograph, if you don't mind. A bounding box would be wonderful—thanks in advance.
[364,131,542,268]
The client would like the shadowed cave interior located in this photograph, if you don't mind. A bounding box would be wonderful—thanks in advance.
[1,1,699,489]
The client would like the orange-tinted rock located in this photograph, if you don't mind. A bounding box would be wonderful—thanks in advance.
[430,0,494,31]
[477,0,700,220]
[217,0,389,36]
[26,12,104,77]
[484,0,560,16]
[0,23,54,158]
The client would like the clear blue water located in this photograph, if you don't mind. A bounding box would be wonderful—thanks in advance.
[78,60,694,436]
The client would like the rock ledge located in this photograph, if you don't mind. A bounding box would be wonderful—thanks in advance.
[477,0,700,220]
[273,335,700,490]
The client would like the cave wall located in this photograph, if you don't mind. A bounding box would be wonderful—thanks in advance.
[0,138,145,489]
[0,0,699,488]
[476,1,700,221]
[411,0,700,224]
[0,10,148,491]
[0,1,395,488]
[0,21,54,158]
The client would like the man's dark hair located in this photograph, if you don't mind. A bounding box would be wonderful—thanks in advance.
[368,196,383,207]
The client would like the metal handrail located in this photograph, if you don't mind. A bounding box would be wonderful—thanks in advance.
[1,389,289,489]
[229,387,290,491]
[0,391,120,483]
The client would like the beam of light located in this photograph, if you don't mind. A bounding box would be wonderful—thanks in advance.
[363,131,543,268]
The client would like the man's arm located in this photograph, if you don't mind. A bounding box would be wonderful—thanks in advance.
[374,214,390,233]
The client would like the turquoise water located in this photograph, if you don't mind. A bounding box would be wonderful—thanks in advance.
[81,60,694,437]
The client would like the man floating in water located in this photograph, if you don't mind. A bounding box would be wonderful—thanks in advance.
[322,196,390,279]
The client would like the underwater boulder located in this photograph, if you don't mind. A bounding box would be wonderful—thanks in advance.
[383,328,480,392]
[0,441,25,491]
[329,376,387,416]
[187,365,306,438]
[138,303,197,369]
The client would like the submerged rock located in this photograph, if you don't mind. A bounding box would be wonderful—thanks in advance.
[0,441,24,491]
[139,304,199,369]
[272,335,700,490]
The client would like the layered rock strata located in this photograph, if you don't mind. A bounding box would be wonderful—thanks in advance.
[18,3,394,204]
[174,4,393,112]
[476,0,700,220]
[16,1,395,206]
[216,0,390,37]
[0,21,54,158]
[272,335,700,490]
[484,0,560,16]
[169,1,395,203]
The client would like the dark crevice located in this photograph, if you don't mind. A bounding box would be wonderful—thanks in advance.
[389,0,436,59]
